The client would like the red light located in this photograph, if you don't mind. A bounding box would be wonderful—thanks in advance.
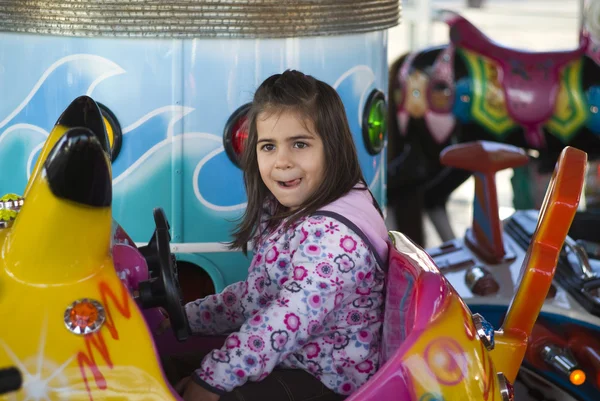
[231,117,248,156]
[223,103,251,168]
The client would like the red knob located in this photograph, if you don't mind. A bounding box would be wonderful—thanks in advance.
[440,141,529,173]
[440,141,529,264]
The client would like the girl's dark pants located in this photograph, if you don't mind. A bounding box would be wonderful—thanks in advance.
[161,351,347,401]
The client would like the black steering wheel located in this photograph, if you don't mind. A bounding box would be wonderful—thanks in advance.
[138,208,190,342]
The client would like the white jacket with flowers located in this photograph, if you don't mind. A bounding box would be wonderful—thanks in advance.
[185,189,387,396]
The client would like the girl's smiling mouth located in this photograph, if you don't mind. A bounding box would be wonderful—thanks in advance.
[277,178,302,188]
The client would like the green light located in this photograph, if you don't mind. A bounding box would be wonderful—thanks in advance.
[363,90,387,155]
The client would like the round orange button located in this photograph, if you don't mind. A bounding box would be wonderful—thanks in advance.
[64,299,105,335]
[69,301,99,329]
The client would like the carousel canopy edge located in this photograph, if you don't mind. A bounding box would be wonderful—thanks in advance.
[0,0,401,38]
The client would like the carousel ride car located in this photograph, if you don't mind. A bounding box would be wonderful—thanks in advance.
[426,141,600,401]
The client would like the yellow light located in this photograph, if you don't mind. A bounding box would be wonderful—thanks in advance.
[569,369,586,386]
[103,116,114,148]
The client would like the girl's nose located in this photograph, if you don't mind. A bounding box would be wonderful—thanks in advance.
[274,149,293,169]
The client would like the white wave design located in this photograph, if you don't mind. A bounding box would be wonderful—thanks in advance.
[15,106,196,182]
[369,166,381,191]
[113,132,220,186]
[112,106,197,185]
[332,65,376,128]
[0,123,49,180]
[19,106,196,182]
[112,137,172,186]
[0,123,48,147]
[0,54,126,130]
[122,105,195,138]
[27,142,46,180]
[192,146,248,212]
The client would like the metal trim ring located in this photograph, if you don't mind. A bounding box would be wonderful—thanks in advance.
[472,312,495,351]
[0,1,401,38]
[497,373,515,401]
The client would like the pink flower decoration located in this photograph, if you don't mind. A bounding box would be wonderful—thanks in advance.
[284,313,301,332]
[304,342,321,359]
[293,266,308,280]
[355,360,374,373]
[226,335,241,349]
[340,235,357,252]
[266,247,279,263]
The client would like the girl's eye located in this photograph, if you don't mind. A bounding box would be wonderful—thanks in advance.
[261,144,275,151]
[294,142,308,149]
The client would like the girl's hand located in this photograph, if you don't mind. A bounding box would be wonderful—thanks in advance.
[174,377,190,394]
[177,377,220,401]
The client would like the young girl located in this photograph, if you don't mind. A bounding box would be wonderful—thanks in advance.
[165,70,389,401]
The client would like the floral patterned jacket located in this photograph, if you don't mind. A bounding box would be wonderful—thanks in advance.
[185,188,389,396]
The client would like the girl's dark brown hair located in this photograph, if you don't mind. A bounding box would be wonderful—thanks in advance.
[230,70,378,253]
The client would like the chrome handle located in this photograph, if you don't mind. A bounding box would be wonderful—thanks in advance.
[563,237,597,281]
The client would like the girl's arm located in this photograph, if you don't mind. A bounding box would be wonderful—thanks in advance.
[185,210,272,335]
[188,217,379,394]
[185,280,249,335]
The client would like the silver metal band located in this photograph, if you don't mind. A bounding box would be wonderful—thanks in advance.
[0,1,401,38]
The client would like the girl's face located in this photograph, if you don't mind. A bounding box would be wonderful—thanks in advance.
[256,109,325,211]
